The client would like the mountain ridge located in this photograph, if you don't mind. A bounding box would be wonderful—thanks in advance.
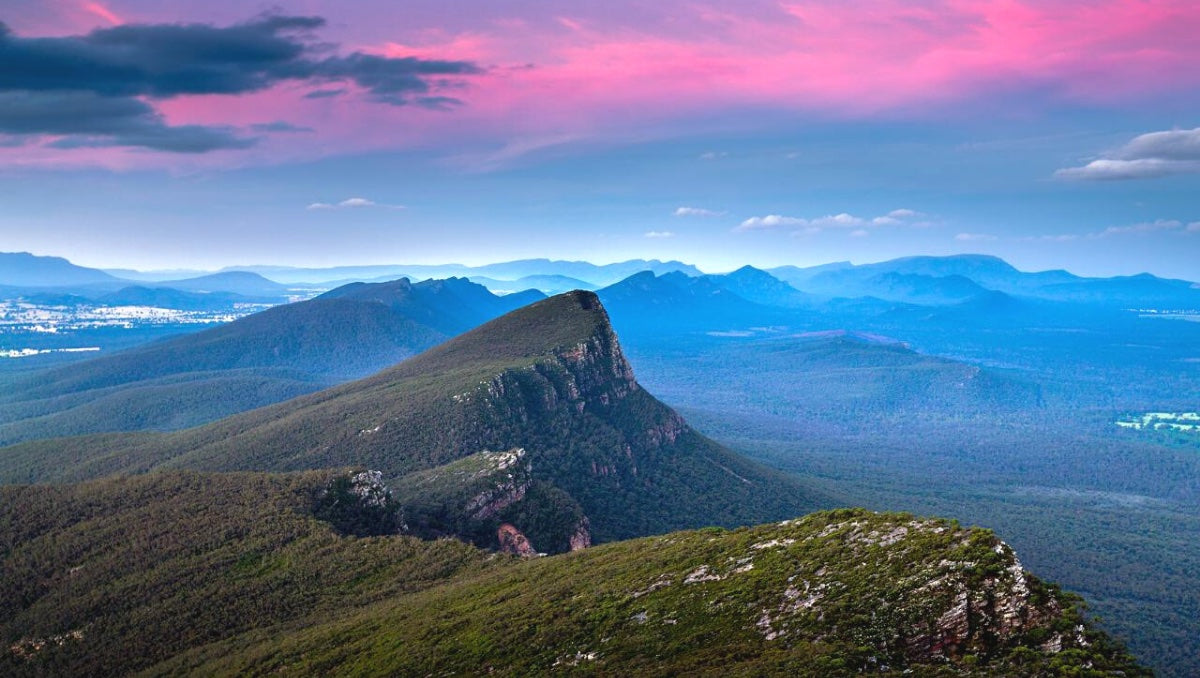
[0,291,831,549]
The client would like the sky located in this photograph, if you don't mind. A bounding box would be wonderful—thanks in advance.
[1,0,1198,279]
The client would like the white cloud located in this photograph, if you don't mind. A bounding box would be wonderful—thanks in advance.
[737,214,808,231]
[1022,219,1197,242]
[644,230,675,238]
[955,232,998,242]
[699,151,727,160]
[811,213,865,228]
[1099,219,1182,236]
[306,197,404,210]
[736,208,923,233]
[1056,128,1200,180]
[1020,234,1080,242]
[849,229,869,238]
[673,206,725,217]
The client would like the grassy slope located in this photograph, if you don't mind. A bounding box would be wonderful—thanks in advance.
[148,508,1146,677]
[0,471,494,678]
[0,474,1146,677]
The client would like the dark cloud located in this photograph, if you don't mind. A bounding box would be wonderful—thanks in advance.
[1055,128,1200,180]
[303,88,346,99]
[249,121,315,133]
[0,15,482,153]
[0,90,253,152]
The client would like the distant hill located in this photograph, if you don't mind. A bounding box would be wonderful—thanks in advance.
[97,285,260,311]
[0,473,1148,677]
[799,270,990,305]
[1033,273,1200,308]
[0,252,121,288]
[468,274,595,295]
[469,258,703,286]
[770,254,1200,309]
[152,271,293,297]
[0,277,543,445]
[318,276,543,336]
[0,292,830,549]
[704,265,814,308]
[598,270,775,333]
[200,258,703,286]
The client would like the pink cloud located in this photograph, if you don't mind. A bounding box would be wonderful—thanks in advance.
[5,0,1200,168]
[81,2,123,26]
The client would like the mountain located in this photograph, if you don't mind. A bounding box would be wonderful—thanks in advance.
[101,267,212,282]
[705,265,814,308]
[770,254,1200,309]
[1033,273,1200,308]
[788,265,994,306]
[598,270,775,333]
[0,291,829,549]
[0,472,1148,676]
[317,276,544,336]
[201,259,703,286]
[97,285,261,310]
[469,258,704,286]
[468,273,596,295]
[767,260,854,287]
[152,271,294,297]
[0,252,121,288]
[222,263,422,284]
[0,277,543,445]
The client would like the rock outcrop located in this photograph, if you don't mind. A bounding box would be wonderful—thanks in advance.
[497,523,537,557]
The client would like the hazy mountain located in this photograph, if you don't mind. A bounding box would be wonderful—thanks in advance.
[468,258,703,286]
[0,473,1148,676]
[101,267,213,282]
[0,277,543,445]
[598,270,774,333]
[152,271,294,297]
[805,271,990,305]
[0,252,121,287]
[770,254,1200,309]
[0,292,829,547]
[221,263,421,284]
[767,260,854,287]
[468,273,595,295]
[318,276,543,336]
[704,265,815,308]
[200,258,703,286]
[1032,273,1200,308]
[97,285,261,310]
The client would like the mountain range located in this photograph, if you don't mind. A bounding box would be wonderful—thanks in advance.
[0,277,542,445]
[0,292,828,547]
[0,290,1148,676]
[3,251,1194,674]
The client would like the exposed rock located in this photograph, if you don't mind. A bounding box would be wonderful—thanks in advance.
[497,523,537,557]
[568,518,592,551]
[346,470,391,508]
[8,630,84,661]
[464,450,532,520]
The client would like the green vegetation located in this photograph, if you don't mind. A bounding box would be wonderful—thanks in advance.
[0,471,495,677]
[0,475,1146,676]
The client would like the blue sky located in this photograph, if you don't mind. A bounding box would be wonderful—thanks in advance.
[1,1,1198,279]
